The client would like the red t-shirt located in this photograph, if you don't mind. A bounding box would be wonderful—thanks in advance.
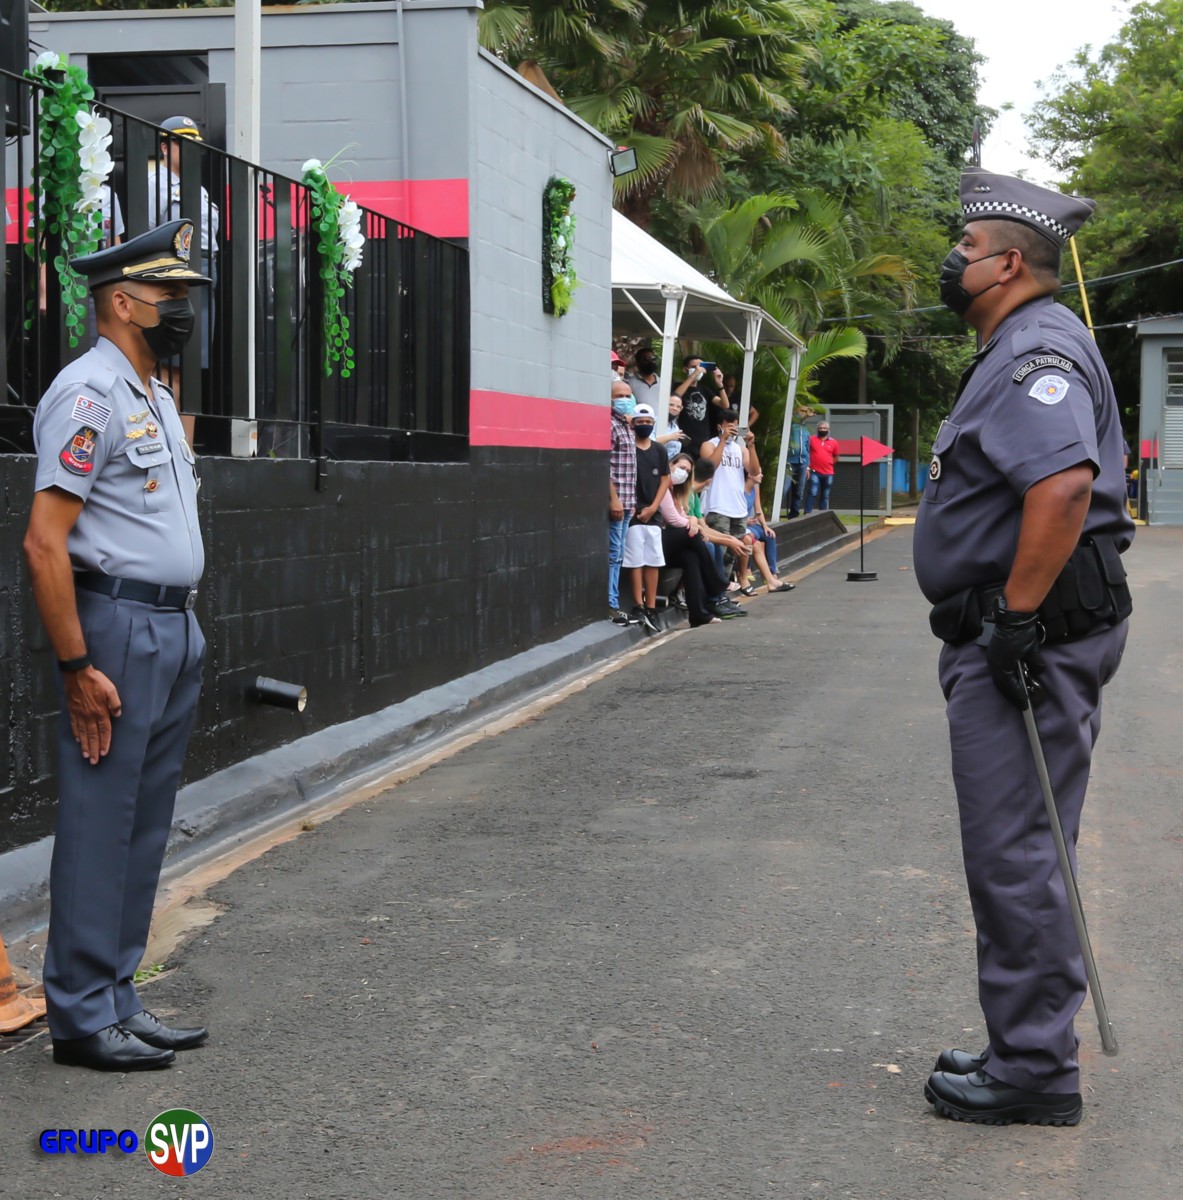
[810,435,839,475]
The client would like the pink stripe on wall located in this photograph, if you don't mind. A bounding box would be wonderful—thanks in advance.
[470,390,609,451]
[6,179,470,244]
[345,180,469,239]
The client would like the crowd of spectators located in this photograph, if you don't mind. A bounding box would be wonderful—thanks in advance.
[607,345,800,630]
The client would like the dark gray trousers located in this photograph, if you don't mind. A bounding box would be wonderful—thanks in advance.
[938,621,1127,1094]
[44,590,205,1040]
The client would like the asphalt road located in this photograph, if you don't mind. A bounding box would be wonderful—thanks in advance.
[4,525,1182,1199]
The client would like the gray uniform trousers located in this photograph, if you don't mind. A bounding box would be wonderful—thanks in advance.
[938,620,1127,1095]
[44,589,205,1040]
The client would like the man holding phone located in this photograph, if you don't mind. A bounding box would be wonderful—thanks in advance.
[677,356,729,456]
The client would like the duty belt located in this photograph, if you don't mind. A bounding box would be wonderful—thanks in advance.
[75,572,198,611]
[928,534,1132,647]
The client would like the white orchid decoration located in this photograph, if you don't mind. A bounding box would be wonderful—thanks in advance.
[338,199,364,273]
[302,158,365,275]
[301,150,365,376]
[34,51,64,72]
[75,109,114,215]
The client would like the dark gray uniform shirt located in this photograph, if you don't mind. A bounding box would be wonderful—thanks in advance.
[32,337,204,587]
[914,295,1134,603]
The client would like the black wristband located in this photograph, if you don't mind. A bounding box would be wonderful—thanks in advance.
[57,654,92,673]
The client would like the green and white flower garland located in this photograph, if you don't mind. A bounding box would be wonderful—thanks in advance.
[543,176,577,318]
[26,51,114,346]
[302,157,366,378]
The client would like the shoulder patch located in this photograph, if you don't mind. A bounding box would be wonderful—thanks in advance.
[1013,355,1074,384]
[70,395,112,432]
[1029,375,1071,405]
[60,425,99,475]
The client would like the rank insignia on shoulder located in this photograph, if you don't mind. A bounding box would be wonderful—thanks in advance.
[1013,355,1074,384]
[71,395,112,433]
[60,425,99,475]
[128,410,149,424]
[1029,375,1070,405]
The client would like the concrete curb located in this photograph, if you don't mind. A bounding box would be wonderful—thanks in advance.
[0,522,852,941]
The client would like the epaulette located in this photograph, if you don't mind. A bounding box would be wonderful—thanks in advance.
[56,356,119,398]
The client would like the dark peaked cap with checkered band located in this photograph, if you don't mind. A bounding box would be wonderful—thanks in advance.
[960,167,1096,247]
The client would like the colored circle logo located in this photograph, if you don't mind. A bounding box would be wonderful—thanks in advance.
[144,1108,214,1176]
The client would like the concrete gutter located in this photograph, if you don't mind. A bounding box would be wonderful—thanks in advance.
[0,517,854,941]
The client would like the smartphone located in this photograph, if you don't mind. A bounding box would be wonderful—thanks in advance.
[699,361,716,373]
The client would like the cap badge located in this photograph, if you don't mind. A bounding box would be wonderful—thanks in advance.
[174,224,193,263]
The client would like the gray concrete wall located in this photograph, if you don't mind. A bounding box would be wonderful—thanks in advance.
[31,1,483,184]
[469,50,613,407]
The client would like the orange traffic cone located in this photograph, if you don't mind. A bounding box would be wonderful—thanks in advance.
[0,931,46,1033]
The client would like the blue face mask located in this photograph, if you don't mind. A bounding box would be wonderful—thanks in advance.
[613,398,636,417]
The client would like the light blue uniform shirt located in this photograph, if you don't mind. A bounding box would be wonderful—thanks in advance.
[32,337,204,587]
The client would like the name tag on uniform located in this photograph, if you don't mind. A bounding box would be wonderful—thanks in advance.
[134,441,165,456]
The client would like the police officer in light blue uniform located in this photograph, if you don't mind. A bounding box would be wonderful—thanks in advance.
[23,220,213,1071]
[913,170,1134,1126]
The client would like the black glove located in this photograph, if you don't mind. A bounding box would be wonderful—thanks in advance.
[985,599,1045,711]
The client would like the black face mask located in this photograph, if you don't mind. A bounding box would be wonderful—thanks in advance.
[633,423,654,439]
[637,359,656,375]
[939,248,1003,317]
[130,296,197,359]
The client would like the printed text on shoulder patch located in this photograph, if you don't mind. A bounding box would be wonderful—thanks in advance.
[1013,355,1074,384]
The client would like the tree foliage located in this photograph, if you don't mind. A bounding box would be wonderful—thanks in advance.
[479,0,820,226]
[1029,0,1183,417]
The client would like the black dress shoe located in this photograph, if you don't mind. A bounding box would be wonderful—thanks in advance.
[120,1009,209,1051]
[924,1069,1082,1126]
[52,1023,175,1071]
[934,1047,987,1075]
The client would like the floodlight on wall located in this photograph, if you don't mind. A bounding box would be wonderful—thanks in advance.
[254,676,308,712]
[609,146,638,177]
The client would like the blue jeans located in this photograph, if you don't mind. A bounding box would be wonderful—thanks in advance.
[608,510,632,609]
[806,473,833,513]
[748,523,778,575]
[783,462,809,518]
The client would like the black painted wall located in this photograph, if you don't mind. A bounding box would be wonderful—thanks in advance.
[0,448,605,853]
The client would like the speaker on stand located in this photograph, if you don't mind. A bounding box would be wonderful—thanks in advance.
[1,0,29,137]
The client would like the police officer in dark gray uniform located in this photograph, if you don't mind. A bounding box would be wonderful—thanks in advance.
[913,170,1134,1125]
[23,220,212,1070]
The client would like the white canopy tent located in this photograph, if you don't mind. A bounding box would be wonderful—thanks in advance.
[611,210,806,521]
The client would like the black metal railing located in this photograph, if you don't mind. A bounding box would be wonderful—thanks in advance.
[1,67,470,467]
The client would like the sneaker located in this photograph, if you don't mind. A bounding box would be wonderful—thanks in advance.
[610,608,632,626]
[630,605,656,631]
[709,599,748,619]
[645,607,661,630]
[671,589,689,612]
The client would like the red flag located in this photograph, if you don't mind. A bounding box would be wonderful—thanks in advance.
[860,436,893,466]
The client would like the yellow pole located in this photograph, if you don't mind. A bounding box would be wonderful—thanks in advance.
[1069,236,1095,341]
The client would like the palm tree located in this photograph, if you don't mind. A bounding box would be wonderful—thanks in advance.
[684,189,914,477]
[478,0,820,228]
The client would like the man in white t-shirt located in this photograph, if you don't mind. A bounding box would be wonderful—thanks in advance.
[700,407,752,584]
